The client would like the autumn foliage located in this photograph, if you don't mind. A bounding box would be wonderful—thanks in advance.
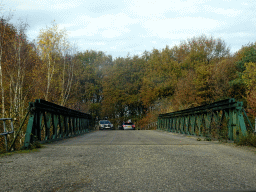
[1,16,256,152]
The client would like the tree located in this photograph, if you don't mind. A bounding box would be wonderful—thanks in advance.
[242,61,256,116]
[6,21,32,120]
[59,42,76,106]
[74,50,113,117]
[0,13,43,151]
[37,22,66,102]
[140,47,179,107]
[184,35,230,66]
[236,43,256,72]
[229,43,256,101]
[0,15,13,118]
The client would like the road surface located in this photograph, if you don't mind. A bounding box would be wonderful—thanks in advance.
[1,130,256,191]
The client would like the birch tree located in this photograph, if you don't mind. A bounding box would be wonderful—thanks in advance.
[59,40,77,106]
[37,22,65,101]
[5,21,30,120]
[0,15,13,118]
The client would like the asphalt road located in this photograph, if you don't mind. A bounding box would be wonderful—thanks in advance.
[1,130,256,192]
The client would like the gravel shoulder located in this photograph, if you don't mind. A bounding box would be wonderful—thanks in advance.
[1,130,256,192]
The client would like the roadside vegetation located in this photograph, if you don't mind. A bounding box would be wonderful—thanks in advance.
[235,133,256,147]
[1,8,256,152]
[0,147,41,157]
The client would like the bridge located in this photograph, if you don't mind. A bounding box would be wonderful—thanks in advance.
[1,99,256,191]
[157,98,254,141]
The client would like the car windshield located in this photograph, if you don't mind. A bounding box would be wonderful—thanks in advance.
[100,120,110,124]
[124,123,133,125]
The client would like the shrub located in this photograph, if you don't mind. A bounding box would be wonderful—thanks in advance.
[235,133,256,147]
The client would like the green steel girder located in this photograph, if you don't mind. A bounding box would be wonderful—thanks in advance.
[184,116,189,135]
[158,98,251,141]
[169,118,173,132]
[177,117,181,133]
[180,116,185,134]
[205,112,212,137]
[174,117,178,132]
[23,99,92,148]
[197,114,203,136]
[44,112,51,141]
[190,115,196,135]
[24,112,35,148]
[52,114,58,139]
[58,114,62,137]
[158,99,240,119]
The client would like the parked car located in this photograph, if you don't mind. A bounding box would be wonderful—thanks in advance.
[99,120,113,130]
[119,122,135,130]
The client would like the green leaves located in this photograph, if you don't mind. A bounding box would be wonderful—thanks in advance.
[236,44,256,72]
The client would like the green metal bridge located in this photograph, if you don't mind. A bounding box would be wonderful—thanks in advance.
[1,98,254,152]
[1,98,256,191]
[157,98,254,141]
[7,99,93,151]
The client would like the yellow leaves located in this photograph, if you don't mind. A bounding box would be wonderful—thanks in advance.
[194,64,211,87]
[35,22,74,102]
[37,22,68,62]
[242,62,256,91]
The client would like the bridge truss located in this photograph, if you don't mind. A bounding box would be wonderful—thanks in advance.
[157,98,253,141]
[21,99,92,148]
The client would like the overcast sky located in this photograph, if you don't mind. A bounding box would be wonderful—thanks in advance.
[2,0,256,58]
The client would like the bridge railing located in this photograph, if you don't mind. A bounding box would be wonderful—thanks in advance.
[9,99,93,149]
[0,118,14,152]
[157,98,253,141]
[140,122,158,130]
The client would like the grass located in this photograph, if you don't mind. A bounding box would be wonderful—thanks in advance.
[204,137,212,141]
[0,141,44,157]
[0,147,42,157]
[235,133,256,147]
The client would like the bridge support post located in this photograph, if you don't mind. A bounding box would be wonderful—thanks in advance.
[157,98,252,141]
[52,114,58,139]
[190,115,195,135]
[23,99,92,148]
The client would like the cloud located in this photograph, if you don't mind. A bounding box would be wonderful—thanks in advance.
[50,1,83,10]
[67,13,137,38]
[69,28,98,37]
[10,0,83,11]
[216,32,255,39]
[86,0,119,13]
[241,2,248,6]
[5,0,256,58]
[101,28,130,38]
[86,41,106,46]
[123,0,211,18]
[141,17,225,39]
[203,6,242,17]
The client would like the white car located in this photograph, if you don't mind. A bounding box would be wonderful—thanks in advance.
[99,120,113,130]
[119,122,135,130]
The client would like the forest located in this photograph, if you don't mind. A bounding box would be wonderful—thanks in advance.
[1,15,256,151]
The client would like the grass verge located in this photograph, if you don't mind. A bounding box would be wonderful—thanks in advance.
[235,133,256,147]
[0,141,44,157]
[0,147,42,157]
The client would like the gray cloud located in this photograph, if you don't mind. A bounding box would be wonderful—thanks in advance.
[3,0,256,58]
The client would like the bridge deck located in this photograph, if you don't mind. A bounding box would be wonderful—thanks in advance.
[1,130,256,191]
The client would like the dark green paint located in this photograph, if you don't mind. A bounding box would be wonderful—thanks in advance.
[23,99,92,148]
[157,98,252,141]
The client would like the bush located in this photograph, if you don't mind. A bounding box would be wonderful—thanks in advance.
[27,140,43,150]
[235,133,256,147]
[204,137,212,141]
